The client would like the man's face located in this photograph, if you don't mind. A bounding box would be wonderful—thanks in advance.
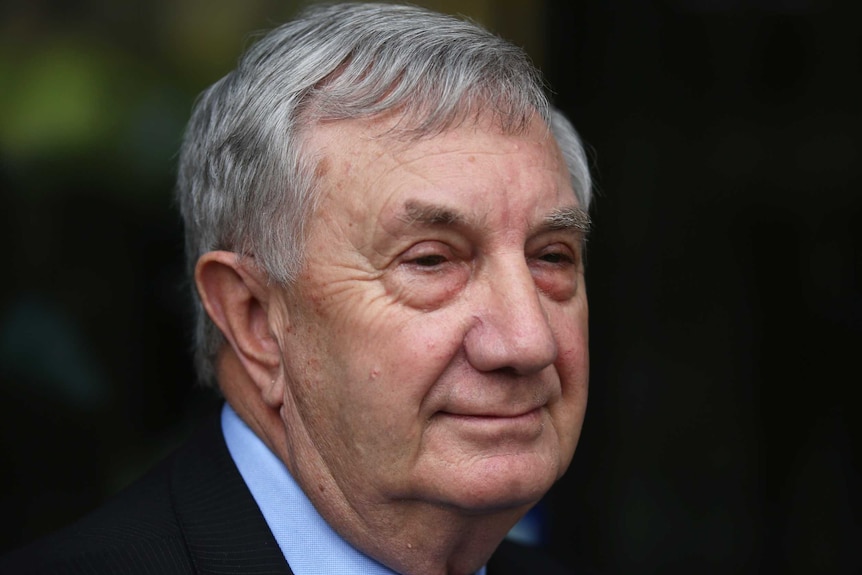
[274,113,589,515]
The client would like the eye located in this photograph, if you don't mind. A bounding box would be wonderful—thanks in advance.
[535,244,577,267]
[399,241,460,272]
[530,243,581,301]
[538,251,573,265]
[410,254,449,267]
[389,241,469,309]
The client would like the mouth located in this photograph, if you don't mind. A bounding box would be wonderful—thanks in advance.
[433,407,545,440]
[441,406,542,420]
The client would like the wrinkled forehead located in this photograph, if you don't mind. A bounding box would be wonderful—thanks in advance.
[304,108,561,187]
[302,110,578,236]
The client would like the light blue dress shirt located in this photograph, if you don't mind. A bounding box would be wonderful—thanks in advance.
[221,403,488,575]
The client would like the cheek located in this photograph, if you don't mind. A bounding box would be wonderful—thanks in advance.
[349,312,470,448]
[303,299,466,414]
[560,287,589,365]
[363,310,467,396]
[299,311,468,478]
[548,301,590,439]
[557,320,589,398]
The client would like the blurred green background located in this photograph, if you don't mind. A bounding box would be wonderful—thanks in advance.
[2,1,860,574]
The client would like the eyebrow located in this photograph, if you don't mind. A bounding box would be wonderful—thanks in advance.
[542,206,592,235]
[399,201,466,227]
[396,200,591,235]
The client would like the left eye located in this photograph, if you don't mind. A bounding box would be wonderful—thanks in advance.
[538,252,572,264]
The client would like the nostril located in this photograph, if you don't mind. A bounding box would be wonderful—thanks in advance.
[493,365,521,378]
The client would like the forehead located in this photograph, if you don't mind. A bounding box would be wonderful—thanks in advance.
[305,112,577,226]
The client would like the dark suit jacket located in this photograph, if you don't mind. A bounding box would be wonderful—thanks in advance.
[0,409,577,575]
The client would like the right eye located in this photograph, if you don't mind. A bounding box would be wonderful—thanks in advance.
[398,241,459,272]
[388,242,469,309]
[409,254,449,268]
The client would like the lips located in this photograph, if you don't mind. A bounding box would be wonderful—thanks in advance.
[425,373,559,430]
[433,406,546,432]
[440,406,543,419]
[430,408,546,446]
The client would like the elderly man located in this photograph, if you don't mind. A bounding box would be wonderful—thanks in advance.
[1,3,593,574]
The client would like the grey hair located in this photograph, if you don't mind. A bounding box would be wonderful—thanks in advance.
[176,1,593,387]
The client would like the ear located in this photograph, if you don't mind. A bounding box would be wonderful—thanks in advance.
[194,251,285,408]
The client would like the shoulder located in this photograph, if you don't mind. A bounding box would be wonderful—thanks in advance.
[0,449,192,575]
[0,411,233,575]
[0,409,286,575]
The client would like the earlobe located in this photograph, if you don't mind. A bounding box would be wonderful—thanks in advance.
[194,251,285,407]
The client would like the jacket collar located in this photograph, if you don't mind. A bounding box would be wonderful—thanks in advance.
[170,410,294,574]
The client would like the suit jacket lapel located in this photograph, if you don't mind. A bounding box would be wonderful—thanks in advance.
[169,412,294,574]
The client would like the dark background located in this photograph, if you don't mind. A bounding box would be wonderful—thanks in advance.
[2,1,859,574]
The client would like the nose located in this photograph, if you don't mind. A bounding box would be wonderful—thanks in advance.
[463,258,558,375]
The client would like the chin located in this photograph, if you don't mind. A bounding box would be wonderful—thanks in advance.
[429,451,560,513]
